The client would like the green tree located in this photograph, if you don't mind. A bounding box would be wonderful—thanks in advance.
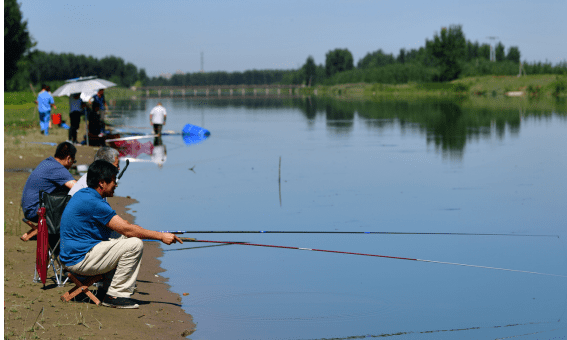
[397,48,406,64]
[357,49,395,69]
[425,25,466,81]
[303,56,316,86]
[495,42,505,62]
[479,44,491,60]
[506,46,521,63]
[326,48,354,77]
[4,0,34,88]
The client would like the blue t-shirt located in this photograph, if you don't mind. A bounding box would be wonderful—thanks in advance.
[60,188,117,266]
[37,91,54,113]
[91,94,106,111]
[21,157,75,220]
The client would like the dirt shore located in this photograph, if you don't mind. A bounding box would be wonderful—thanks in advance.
[4,129,196,339]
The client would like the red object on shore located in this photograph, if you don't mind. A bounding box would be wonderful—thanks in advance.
[51,113,61,125]
[35,206,48,285]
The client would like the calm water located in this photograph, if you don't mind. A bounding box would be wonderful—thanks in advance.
[109,97,567,340]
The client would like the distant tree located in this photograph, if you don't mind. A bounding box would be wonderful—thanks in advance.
[325,48,354,76]
[357,49,395,69]
[4,0,34,87]
[303,56,317,86]
[506,46,521,63]
[495,42,506,62]
[425,25,466,81]
[479,44,491,60]
[138,69,149,85]
[397,48,406,64]
[466,41,480,61]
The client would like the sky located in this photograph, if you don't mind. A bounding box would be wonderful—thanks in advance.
[19,0,567,77]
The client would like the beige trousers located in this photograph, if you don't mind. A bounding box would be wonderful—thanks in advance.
[66,237,143,298]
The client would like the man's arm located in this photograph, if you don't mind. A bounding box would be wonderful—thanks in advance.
[106,215,183,245]
[64,180,77,189]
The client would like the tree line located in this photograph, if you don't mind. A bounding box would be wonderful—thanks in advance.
[5,0,566,92]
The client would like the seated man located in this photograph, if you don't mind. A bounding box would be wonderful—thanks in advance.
[68,147,123,240]
[68,147,119,196]
[59,160,182,309]
[20,142,78,241]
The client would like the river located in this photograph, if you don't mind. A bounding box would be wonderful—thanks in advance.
[109,96,567,339]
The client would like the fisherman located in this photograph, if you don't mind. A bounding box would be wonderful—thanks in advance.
[90,89,108,133]
[68,147,119,197]
[59,160,182,309]
[88,102,103,138]
[68,93,85,144]
[20,142,77,241]
[68,147,124,240]
[36,84,57,135]
[149,102,167,137]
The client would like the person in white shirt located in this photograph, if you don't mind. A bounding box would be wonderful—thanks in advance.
[149,102,167,136]
[68,147,120,197]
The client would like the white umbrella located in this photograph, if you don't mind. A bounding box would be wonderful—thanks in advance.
[52,78,117,97]
[80,89,97,103]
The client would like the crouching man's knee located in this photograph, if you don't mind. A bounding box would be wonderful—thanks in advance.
[124,237,144,254]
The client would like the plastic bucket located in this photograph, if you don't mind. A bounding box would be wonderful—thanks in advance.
[51,113,61,125]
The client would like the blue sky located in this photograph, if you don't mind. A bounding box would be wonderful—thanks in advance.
[19,0,567,77]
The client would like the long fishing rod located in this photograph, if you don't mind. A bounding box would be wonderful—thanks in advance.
[162,230,559,238]
[178,238,567,278]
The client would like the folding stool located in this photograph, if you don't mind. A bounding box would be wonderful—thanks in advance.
[60,272,105,305]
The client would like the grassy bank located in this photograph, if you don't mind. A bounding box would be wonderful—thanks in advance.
[4,87,138,136]
[302,75,567,111]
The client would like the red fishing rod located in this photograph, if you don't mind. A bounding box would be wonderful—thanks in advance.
[178,238,567,278]
[160,230,559,238]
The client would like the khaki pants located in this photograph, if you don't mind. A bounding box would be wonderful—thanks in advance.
[66,237,143,298]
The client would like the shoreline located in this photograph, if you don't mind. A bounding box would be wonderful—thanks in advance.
[4,137,196,338]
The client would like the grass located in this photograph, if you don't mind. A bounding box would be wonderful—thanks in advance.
[300,75,567,112]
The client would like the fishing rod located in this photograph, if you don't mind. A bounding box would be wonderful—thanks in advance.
[161,230,559,238]
[117,159,129,180]
[178,238,567,278]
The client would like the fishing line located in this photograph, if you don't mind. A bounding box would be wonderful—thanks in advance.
[163,230,559,238]
[179,238,567,278]
[163,243,238,252]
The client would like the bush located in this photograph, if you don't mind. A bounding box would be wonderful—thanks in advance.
[526,84,542,97]
[550,76,567,97]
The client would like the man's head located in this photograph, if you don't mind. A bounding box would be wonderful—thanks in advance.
[72,93,81,99]
[54,142,77,169]
[41,84,48,90]
[94,147,120,169]
[87,160,119,197]
[97,89,104,97]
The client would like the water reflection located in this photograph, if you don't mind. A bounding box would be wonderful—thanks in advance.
[151,136,167,167]
[111,97,566,161]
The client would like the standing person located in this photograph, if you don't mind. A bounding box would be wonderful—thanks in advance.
[149,102,167,137]
[68,93,85,143]
[88,102,103,137]
[20,142,77,241]
[60,160,183,308]
[36,84,56,135]
[90,89,108,133]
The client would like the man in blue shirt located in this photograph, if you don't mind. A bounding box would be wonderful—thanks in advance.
[20,142,77,241]
[36,84,57,135]
[60,160,182,309]
[90,89,108,133]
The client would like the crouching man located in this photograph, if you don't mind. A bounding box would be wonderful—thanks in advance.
[59,160,182,308]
